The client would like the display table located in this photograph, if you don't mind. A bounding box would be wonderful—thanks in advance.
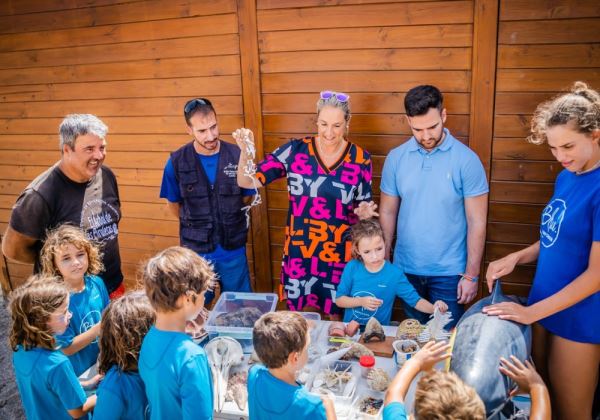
[214,321,403,420]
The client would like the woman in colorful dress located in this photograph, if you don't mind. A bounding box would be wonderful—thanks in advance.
[484,82,600,420]
[234,91,377,318]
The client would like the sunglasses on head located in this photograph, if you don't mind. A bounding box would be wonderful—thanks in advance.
[184,98,213,115]
[320,90,350,103]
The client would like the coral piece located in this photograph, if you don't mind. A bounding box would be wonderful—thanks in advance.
[214,307,263,328]
[340,342,374,361]
[225,371,248,411]
[396,318,423,340]
[328,321,346,337]
[363,317,386,343]
[357,396,384,415]
[345,320,360,337]
[366,368,391,392]
[312,364,353,395]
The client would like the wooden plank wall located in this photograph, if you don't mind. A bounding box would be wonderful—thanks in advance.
[1,0,598,302]
[487,0,600,296]
[256,0,475,288]
[0,0,255,289]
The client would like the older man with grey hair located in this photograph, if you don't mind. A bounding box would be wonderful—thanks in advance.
[2,114,124,296]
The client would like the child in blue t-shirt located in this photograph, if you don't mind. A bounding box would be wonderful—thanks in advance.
[336,218,447,325]
[248,311,336,420]
[40,224,110,377]
[10,275,96,420]
[94,291,155,419]
[139,246,215,419]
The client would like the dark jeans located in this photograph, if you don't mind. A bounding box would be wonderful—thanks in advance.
[402,273,464,330]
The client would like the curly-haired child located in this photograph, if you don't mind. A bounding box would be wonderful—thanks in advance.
[41,224,110,377]
[139,246,215,419]
[94,291,155,419]
[10,275,96,419]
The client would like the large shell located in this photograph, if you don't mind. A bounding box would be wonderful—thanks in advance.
[340,342,374,360]
[367,368,391,392]
[363,317,386,343]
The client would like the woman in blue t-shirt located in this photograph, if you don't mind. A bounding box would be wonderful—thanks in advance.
[484,81,600,420]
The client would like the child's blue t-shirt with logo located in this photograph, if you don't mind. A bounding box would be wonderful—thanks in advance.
[94,365,149,419]
[13,346,87,420]
[528,168,600,343]
[337,259,421,325]
[56,274,110,376]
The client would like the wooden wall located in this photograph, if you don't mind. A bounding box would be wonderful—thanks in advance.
[0,0,253,289]
[256,0,475,287]
[0,0,599,301]
[486,0,600,296]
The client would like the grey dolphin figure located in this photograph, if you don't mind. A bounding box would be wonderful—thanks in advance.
[449,280,531,417]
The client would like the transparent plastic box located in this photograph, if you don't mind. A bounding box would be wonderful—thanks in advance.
[205,292,278,352]
[307,359,359,418]
[350,389,385,420]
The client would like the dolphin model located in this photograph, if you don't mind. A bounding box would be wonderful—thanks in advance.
[449,280,531,418]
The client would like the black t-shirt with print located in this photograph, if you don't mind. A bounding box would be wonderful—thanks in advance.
[9,164,123,293]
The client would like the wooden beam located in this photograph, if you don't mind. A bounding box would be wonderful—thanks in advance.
[237,0,273,292]
[469,0,498,177]
[469,0,499,300]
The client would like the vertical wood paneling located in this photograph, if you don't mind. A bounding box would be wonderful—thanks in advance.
[237,0,272,292]
[256,0,475,289]
[0,0,248,288]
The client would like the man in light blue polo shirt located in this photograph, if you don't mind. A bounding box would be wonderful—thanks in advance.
[379,85,488,328]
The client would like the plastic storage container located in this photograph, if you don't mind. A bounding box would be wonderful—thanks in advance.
[350,389,385,420]
[205,292,278,352]
[308,359,359,418]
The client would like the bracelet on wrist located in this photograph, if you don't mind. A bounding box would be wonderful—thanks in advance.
[460,273,479,282]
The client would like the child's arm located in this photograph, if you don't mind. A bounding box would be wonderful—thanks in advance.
[61,322,101,356]
[335,295,382,311]
[335,261,383,311]
[67,395,97,419]
[320,395,337,420]
[384,341,452,406]
[499,356,551,420]
[414,298,448,315]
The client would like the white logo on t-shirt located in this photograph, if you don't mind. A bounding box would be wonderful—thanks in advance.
[540,198,567,248]
[351,291,378,322]
[80,310,102,343]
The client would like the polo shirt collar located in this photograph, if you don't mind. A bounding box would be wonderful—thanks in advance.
[407,128,455,153]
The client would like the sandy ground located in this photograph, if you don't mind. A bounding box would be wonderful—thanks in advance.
[0,297,25,420]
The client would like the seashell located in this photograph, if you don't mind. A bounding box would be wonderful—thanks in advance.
[366,368,391,392]
[363,317,386,343]
[340,342,374,360]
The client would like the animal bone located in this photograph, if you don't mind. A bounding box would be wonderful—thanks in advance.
[225,371,248,411]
